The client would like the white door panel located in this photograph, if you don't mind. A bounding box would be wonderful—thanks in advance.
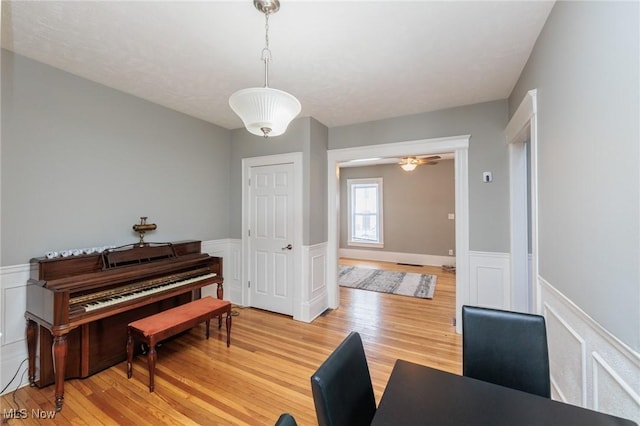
[249,163,295,315]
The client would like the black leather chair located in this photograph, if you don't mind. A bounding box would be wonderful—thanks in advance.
[310,331,376,426]
[274,413,297,426]
[462,305,551,398]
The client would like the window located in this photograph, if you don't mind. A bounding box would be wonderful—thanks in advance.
[347,178,383,247]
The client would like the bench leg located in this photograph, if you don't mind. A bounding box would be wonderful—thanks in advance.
[225,310,232,347]
[205,319,210,340]
[126,329,134,379]
[148,344,157,392]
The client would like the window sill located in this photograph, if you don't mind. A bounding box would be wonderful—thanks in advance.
[347,241,384,249]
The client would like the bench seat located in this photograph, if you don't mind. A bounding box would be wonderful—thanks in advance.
[126,296,231,391]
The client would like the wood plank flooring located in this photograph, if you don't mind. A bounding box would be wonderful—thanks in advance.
[1,259,460,425]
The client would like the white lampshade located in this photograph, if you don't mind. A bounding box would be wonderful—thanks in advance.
[229,87,301,137]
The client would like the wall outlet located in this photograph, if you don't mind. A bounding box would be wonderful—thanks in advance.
[448,249,454,256]
[448,213,455,220]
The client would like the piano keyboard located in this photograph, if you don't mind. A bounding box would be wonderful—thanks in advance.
[82,273,217,312]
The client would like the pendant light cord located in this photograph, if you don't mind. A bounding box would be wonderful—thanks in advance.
[261,13,272,88]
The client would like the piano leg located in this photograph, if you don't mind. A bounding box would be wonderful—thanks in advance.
[26,319,37,386]
[225,310,232,347]
[52,334,68,412]
[216,282,223,300]
[126,329,134,379]
[216,282,224,328]
[148,344,157,392]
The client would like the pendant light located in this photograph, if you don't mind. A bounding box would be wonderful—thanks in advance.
[229,0,301,138]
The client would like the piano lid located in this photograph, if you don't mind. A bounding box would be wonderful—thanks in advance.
[102,242,176,269]
[31,240,204,281]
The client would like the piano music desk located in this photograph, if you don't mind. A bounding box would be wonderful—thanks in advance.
[126,296,231,392]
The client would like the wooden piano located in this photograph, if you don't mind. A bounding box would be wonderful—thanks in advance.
[25,240,223,412]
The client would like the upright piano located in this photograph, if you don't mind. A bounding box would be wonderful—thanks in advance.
[25,240,223,411]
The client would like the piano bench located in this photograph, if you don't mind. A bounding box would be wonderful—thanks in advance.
[126,296,232,392]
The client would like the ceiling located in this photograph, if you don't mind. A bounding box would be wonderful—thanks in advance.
[1,1,554,131]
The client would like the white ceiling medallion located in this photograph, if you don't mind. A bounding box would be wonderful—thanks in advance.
[229,0,301,138]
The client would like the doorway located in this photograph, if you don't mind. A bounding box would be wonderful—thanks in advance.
[327,135,470,333]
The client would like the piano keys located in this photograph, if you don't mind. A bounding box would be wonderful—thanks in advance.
[25,240,223,412]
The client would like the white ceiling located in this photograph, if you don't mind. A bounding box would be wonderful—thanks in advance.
[1,1,554,131]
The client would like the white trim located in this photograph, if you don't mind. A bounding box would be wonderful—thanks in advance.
[346,177,384,247]
[327,135,470,332]
[506,89,539,313]
[504,89,536,144]
[454,145,470,333]
[339,248,454,268]
[241,152,304,318]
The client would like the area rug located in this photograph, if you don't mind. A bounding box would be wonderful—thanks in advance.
[338,265,436,299]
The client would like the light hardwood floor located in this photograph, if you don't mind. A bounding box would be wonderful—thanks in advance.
[1,259,460,425]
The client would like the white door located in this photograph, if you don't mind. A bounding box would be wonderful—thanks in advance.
[248,162,295,315]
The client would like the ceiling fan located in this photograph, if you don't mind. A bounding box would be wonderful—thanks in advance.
[399,155,441,171]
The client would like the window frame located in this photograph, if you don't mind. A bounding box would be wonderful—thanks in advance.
[347,177,384,248]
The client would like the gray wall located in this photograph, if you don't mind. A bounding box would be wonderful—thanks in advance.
[330,100,510,253]
[339,160,455,256]
[309,118,328,245]
[229,116,328,246]
[509,1,639,351]
[1,50,231,266]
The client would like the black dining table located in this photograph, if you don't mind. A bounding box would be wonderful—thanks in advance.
[371,360,637,426]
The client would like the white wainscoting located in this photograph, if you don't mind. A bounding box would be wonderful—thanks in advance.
[540,276,640,423]
[0,238,242,395]
[297,242,328,323]
[201,238,242,305]
[468,251,511,310]
[339,248,455,268]
[1,263,33,393]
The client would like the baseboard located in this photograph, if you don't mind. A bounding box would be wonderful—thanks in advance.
[338,248,454,267]
[539,276,640,423]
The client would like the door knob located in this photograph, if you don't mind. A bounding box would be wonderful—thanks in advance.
[282,244,293,250]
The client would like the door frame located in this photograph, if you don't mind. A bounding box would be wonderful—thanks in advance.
[327,135,470,333]
[242,152,304,318]
[505,89,539,313]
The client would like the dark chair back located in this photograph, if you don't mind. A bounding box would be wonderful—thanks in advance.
[310,332,376,426]
[462,305,551,398]
[274,413,297,426]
